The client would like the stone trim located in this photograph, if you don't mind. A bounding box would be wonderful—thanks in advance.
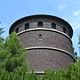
[25,46,76,61]
[17,28,72,44]
[26,71,44,75]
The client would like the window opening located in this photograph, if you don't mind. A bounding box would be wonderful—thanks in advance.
[39,34,42,39]
[51,23,56,29]
[63,27,66,33]
[16,27,19,33]
[25,23,29,30]
[38,21,43,27]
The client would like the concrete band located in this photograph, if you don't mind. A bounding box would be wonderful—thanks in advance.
[25,46,75,61]
[17,28,72,45]
[26,71,44,74]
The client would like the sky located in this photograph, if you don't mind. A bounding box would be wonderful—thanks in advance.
[0,0,80,56]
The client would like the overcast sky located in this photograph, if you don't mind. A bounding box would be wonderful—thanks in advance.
[0,0,80,55]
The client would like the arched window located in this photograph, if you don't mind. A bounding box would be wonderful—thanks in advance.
[38,21,43,27]
[16,27,19,33]
[51,23,56,29]
[25,23,29,30]
[63,27,66,33]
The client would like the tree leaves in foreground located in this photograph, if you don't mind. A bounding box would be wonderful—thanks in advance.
[5,32,26,72]
[0,32,27,80]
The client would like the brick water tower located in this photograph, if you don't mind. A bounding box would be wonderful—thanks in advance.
[9,14,75,73]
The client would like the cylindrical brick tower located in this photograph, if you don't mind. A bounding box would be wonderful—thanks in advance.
[9,14,75,72]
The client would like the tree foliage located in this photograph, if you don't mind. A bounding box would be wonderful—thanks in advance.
[0,28,4,35]
[0,31,27,79]
[5,32,26,72]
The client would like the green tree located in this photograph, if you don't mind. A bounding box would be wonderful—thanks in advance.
[5,32,26,72]
[0,28,4,35]
[0,28,5,70]
[0,32,28,80]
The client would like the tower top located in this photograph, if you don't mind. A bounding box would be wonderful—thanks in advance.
[9,14,73,38]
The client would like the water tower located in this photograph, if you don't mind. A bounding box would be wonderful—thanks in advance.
[9,14,75,73]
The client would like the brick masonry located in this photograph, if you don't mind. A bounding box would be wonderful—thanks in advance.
[18,29,73,53]
[25,49,74,71]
